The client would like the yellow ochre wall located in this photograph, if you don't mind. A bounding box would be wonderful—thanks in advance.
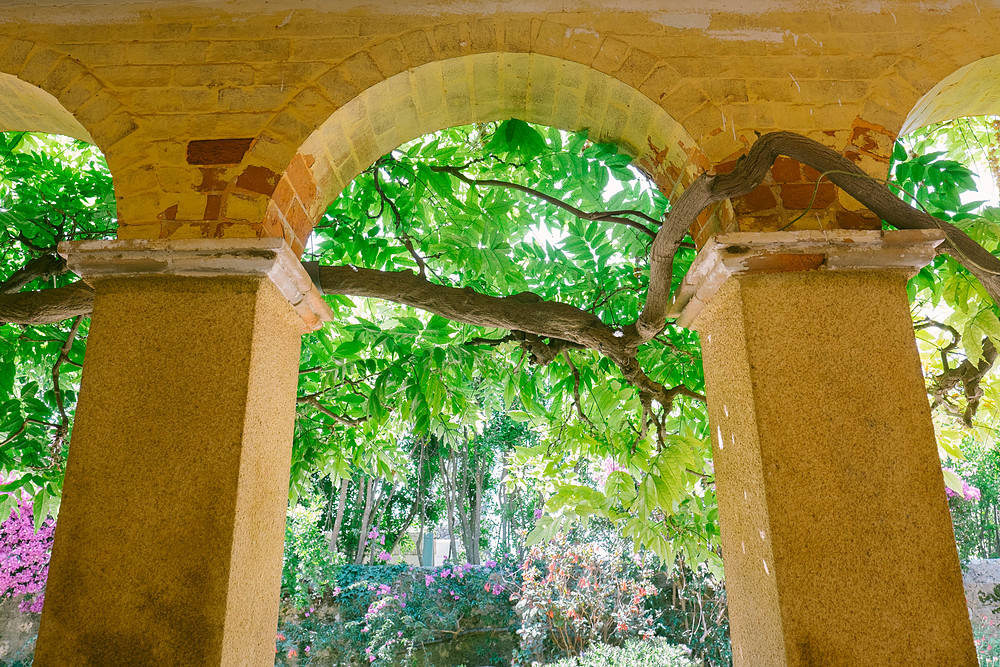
[0,1,997,246]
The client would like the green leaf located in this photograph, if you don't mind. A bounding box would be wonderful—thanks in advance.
[333,339,365,358]
[942,468,964,496]
[963,322,984,366]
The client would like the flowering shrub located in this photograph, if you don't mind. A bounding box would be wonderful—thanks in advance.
[357,561,515,666]
[649,561,731,667]
[275,563,517,666]
[944,467,983,502]
[0,485,55,614]
[282,490,344,609]
[592,457,627,491]
[974,612,1000,666]
[946,445,1000,561]
[544,638,695,667]
[511,534,657,664]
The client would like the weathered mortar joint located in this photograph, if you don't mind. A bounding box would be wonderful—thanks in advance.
[58,237,333,333]
[668,229,945,328]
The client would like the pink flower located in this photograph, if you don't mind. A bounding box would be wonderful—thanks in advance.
[593,457,627,490]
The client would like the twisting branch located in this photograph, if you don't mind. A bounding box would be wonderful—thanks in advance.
[917,318,998,425]
[373,167,430,278]
[297,394,366,427]
[0,281,93,325]
[562,350,596,429]
[50,315,83,463]
[631,131,1000,346]
[0,254,66,294]
[915,318,961,371]
[317,266,702,417]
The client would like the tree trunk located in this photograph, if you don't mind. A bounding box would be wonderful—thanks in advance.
[329,477,349,555]
[365,481,391,564]
[455,444,474,563]
[443,453,458,562]
[387,501,420,559]
[470,457,486,564]
[354,477,376,565]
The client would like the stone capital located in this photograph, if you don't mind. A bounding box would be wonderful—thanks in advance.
[668,229,946,328]
[58,238,334,333]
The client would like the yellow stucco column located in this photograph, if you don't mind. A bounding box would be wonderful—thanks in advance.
[34,240,332,666]
[671,230,977,666]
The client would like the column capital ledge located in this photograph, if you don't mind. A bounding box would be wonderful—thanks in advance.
[668,229,946,328]
[58,238,334,333]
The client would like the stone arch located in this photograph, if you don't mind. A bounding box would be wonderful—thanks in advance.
[0,72,92,143]
[232,52,725,255]
[0,38,137,153]
[900,53,1000,137]
[0,39,139,231]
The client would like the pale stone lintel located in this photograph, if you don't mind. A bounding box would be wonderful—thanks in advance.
[58,238,334,333]
[669,229,946,328]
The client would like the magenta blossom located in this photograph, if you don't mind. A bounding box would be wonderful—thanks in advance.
[0,481,55,614]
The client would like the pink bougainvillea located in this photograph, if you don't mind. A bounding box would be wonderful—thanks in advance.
[944,467,982,502]
[592,457,627,491]
[0,486,55,614]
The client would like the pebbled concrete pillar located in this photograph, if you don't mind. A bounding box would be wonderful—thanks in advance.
[671,230,977,666]
[35,239,332,666]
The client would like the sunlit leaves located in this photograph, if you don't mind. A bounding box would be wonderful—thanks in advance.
[0,133,108,504]
[898,116,1000,451]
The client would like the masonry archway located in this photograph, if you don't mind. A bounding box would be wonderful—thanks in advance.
[221,52,732,255]
[0,41,135,154]
[900,53,1000,137]
[0,43,136,235]
[0,71,92,142]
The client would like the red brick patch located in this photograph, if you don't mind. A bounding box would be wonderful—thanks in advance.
[779,182,836,209]
[770,157,801,183]
[835,209,880,230]
[739,184,778,213]
[235,165,280,195]
[186,138,254,165]
[204,194,221,220]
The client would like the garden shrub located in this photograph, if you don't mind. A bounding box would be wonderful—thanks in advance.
[973,612,1000,666]
[947,443,1000,561]
[543,638,696,667]
[510,534,657,665]
[282,489,344,609]
[650,562,731,667]
[275,563,517,666]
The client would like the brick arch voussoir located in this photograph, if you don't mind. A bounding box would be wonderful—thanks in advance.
[229,47,716,255]
[0,38,142,237]
[0,37,137,156]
